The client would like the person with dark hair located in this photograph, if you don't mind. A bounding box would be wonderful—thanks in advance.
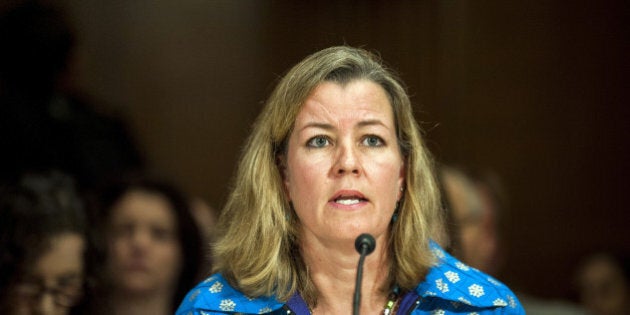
[0,0,144,191]
[575,251,630,315]
[0,171,88,315]
[81,176,205,315]
[177,46,524,314]
[439,165,589,315]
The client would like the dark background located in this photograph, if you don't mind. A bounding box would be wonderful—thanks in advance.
[56,0,628,300]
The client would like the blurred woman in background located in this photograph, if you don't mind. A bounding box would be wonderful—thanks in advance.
[576,252,630,315]
[81,177,205,315]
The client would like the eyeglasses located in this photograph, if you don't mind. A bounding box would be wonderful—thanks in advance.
[13,281,83,308]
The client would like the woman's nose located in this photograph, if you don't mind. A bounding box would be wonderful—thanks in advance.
[34,291,56,315]
[131,228,152,248]
[333,143,361,175]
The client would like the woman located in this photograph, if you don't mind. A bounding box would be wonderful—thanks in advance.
[0,172,87,315]
[576,252,630,315]
[177,46,524,314]
[82,177,204,315]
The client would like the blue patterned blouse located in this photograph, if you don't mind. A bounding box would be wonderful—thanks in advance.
[176,242,525,314]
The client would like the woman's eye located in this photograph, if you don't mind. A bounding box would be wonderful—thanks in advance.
[112,224,134,238]
[362,135,384,147]
[152,227,175,242]
[307,136,330,148]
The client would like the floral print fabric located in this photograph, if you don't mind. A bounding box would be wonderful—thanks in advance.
[176,241,525,314]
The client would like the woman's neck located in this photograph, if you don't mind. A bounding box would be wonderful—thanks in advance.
[300,234,391,315]
[108,288,174,315]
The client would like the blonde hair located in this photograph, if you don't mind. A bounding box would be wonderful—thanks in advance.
[213,46,444,303]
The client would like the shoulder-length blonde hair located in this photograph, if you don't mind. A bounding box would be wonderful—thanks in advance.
[213,46,444,302]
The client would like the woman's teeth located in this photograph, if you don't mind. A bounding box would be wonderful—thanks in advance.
[335,198,361,205]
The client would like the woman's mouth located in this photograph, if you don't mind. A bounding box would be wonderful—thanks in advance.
[331,190,368,206]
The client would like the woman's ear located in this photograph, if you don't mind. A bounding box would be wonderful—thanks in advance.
[397,159,406,201]
[276,153,290,199]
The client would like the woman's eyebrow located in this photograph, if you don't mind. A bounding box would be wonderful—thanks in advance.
[356,119,389,130]
[298,122,334,132]
[298,120,390,133]
[57,272,83,283]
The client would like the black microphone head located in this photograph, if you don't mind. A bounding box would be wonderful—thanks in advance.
[354,233,376,255]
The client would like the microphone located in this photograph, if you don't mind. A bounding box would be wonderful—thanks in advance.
[353,233,376,315]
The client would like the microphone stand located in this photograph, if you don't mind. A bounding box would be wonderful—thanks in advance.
[353,234,375,315]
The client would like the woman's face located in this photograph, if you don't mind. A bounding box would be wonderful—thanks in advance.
[578,255,630,315]
[107,190,183,295]
[283,80,405,247]
[11,233,85,315]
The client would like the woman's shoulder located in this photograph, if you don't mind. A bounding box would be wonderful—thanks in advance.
[412,242,526,314]
[175,274,284,315]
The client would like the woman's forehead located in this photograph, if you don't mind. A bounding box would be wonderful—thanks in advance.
[295,81,394,125]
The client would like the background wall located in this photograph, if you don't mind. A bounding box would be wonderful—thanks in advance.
[62,0,628,300]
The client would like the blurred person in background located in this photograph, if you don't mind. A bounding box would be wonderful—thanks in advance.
[439,165,502,275]
[575,251,630,315]
[79,176,206,315]
[189,196,218,255]
[0,0,144,191]
[0,171,88,315]
[439,164,589,315]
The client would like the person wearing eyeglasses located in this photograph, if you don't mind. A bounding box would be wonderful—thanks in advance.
[0,172,87,315]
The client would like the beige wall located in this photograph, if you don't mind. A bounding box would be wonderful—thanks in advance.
[66,0,267,204]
